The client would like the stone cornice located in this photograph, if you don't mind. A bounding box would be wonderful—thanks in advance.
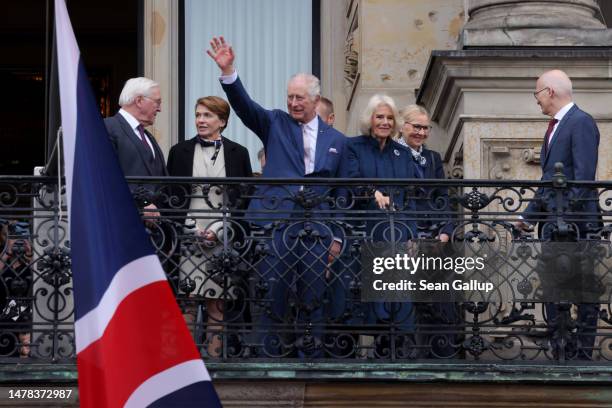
[417,48,612,128]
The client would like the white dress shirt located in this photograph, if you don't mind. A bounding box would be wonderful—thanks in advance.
[219,70,239,85]
[302,115,318,175]
[119,108,155,158]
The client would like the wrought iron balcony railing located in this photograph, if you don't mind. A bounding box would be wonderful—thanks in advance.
[1,165,611,369]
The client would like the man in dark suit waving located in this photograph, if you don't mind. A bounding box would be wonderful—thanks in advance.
[207,36,347,357]
[519,69,600,360]
[105,77,168,213]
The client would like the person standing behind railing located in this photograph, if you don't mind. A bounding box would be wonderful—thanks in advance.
[104,78,178,290]
[518,69,600,237]
[397,104,461,359]
[105,77,168,210]
[335,94,418,358]
[206,36,347,358]
[517,69,601,360]
[397,105,453,241]
[0,220,32,358]
[167,96,252,357]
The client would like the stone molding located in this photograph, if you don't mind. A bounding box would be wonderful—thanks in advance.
[461,0,610,47]
[416,49,612,180]
[465,0,604,30]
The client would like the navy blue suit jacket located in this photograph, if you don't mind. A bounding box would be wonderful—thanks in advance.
[339,136,418,240]
[524,104,600,232]
[414,147,454,237]
[221,77,347,223]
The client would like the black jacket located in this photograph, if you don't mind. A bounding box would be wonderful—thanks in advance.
[167,136,253,213]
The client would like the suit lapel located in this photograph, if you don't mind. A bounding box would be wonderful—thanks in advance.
[116,114,155,175]
[390,144,406,177]
[147,130,168,175]
[423,148,434,178]
[222,137,238,177]
[295,122,305,173]
[179,138,197,177]
[542,104,577,168]
[540,140,547,169]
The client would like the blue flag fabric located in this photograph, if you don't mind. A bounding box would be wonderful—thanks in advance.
[54,1,221,406]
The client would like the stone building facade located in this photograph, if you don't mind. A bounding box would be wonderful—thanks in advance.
[145,0,611,184]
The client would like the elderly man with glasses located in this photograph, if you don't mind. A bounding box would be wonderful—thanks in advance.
[519,69,601,361]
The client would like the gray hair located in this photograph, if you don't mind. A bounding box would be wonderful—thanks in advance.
[359,94,401,137]
[288,73,320,99]
[118,77,159,106]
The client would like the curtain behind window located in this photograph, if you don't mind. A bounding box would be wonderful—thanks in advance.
[185,0,313,171]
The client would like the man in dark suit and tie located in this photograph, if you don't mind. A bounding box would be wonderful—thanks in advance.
[207,36,347,357]
[104,77,176,286]
[105,77,168,213]
[521,69,600,234]
[518,69,600,360]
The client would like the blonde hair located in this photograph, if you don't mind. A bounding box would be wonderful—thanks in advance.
[359,94,401,137]
[400,104,430,124]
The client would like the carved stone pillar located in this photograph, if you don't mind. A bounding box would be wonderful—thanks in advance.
[417,49,612,180]
[461,0,612,47]
[143,0,180,157]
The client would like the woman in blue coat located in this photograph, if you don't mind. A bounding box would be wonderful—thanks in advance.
[331,95,418,358]
[397,104,454,240]
[397,104,461,359]
[341,96,417,237]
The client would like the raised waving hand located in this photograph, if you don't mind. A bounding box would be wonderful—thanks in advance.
[206,36,235,76]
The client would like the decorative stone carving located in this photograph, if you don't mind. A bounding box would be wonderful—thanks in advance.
[344,1,360,90]
[344,29,359,89]
[481,139,544,182]
[522,148,541,165]
[450,149,463,179]
[489,146,511,180]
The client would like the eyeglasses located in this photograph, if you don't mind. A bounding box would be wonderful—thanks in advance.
[142,95,162,106]
[405,123,431,132]
[533,87,549,98]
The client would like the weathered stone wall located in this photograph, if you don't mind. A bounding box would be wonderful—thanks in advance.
[320,0,465,136]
